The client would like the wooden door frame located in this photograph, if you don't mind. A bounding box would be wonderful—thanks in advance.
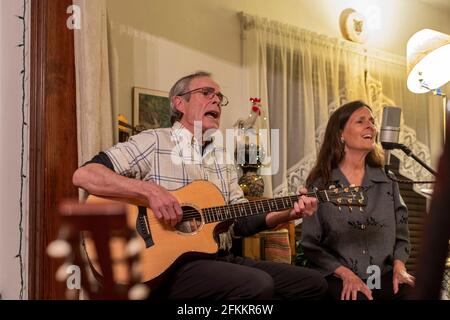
[29,0,78,299]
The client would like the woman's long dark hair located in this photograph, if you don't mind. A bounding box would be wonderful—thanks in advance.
[306,100,384,188]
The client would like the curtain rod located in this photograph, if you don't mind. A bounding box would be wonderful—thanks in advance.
[238,12,406,67]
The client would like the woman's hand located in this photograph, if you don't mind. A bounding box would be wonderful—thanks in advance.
[335,266,373,300]
[393,260,415,294]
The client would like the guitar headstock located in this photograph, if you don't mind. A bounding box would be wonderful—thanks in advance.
[318,185,368,212]
[46,199,150,300]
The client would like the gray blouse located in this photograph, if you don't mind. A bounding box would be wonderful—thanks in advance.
[301,165,411,279]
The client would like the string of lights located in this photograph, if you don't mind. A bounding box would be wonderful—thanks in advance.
[16,0,28,300]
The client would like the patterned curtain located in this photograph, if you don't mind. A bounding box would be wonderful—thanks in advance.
[240,12,442,198]
[74,0,115,166]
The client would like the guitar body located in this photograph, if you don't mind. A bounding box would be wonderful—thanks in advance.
[85,180,226,285]
[83,180,366,289]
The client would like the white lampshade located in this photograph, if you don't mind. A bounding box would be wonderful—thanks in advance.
[407,29,450,94]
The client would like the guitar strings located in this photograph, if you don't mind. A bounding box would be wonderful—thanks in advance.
[144,191,363,225]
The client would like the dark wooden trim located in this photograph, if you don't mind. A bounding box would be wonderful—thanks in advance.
[28,0,44,300]
[29,0,78,299]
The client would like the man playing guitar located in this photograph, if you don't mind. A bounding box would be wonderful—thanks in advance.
[73,71,328,300]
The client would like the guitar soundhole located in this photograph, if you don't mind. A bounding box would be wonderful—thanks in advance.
[174,206,203,234]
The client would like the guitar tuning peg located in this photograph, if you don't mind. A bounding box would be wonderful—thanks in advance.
[125,237,143,258]
[359,207,364,212]
[47,239,72,258]
[55,262,71,282]
[128,284,151,300]
[349,206,353,212]
[344,187,349,193]
[329,184,336,189]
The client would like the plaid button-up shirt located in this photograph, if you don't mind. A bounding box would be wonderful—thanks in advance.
[104,122,255,250]
[105,122,246,204]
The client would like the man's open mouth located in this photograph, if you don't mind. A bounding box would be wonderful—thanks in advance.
[204,110,220,119]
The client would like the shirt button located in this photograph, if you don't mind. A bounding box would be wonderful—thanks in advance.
[362,250,367,254]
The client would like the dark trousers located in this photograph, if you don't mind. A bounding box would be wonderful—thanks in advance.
[325,270,413,300]
[161,254,328,300]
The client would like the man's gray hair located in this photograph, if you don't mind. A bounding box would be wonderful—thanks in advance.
[169,71,211,125]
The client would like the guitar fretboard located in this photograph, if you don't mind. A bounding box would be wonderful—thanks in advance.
[202,191,329,224]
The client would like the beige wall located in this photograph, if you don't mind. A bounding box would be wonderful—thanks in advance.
[106,0,450,134]
[0,0,29,299]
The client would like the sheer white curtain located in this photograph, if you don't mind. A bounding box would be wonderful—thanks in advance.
[241,13,441,196]
[366,54,442,190]
[74,0,114,166]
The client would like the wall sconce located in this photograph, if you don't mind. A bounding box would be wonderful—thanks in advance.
[339,8,368,44]
[407,29,450,141]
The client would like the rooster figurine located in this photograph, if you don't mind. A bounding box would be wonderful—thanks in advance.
[234,98,265,197]
[233,98,262,130]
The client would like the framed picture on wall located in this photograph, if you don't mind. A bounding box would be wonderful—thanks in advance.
[133,87,171,131]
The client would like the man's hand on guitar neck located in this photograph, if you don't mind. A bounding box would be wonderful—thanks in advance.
[288,187,318,219]
[266,187,318,228]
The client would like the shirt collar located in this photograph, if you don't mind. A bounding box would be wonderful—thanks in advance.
[364,165,389,183]
[171,121,216,154]
[171,121,191,139]
[330,164,388,186]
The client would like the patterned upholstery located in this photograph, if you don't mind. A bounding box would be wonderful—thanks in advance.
[261,229,292,264]
[243,228,292,264]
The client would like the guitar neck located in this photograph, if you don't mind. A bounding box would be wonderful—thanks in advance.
[202,191,329,224]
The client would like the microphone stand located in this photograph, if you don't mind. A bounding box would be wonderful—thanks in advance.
[392,143,437,176]
[383,142,437,184]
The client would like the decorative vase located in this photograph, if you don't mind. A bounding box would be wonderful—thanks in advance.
[238,169,265,198]
[235,142,265,197]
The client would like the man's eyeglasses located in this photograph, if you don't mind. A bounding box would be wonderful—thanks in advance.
[177,87,229,107]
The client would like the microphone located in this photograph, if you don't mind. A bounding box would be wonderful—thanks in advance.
[379,106,437,179]
[379,106,402,167]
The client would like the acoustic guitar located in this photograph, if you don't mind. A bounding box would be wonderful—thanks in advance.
[84,180,367,287]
